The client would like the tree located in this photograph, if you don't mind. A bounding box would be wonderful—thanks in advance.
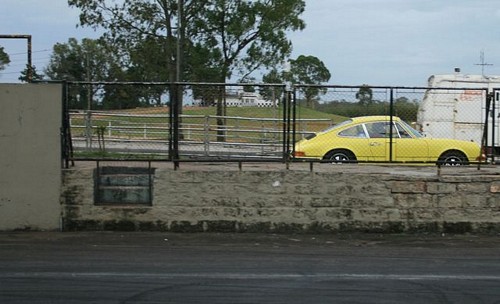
[262,55,331,108]
[193,0,305,82]
[19,64,44,82]
[193,0,305,139]
[67,0,205,100]
[69,0,306,140]
[288,55,330,109]
[0,46,10,72]
[127,36,171,106]
[356,85,373,106]
[261,68,286,103]
[45,38,127,109]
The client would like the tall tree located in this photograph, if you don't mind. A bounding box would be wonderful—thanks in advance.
[262,55,331,108]
[69,0,306,138]
[45,38,127,109]
[0,46,10,72]
[288,55,330,109]
[19,64,44,82]
[67,0,207,94]
[356,85,373,106]
[192,0,306,139]
[193,0,305,82]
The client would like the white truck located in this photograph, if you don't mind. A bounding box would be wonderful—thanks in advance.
[416,74,500,156]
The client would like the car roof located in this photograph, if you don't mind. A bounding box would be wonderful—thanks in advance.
[350,116,402,123]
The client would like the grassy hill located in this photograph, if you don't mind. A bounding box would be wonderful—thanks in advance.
[119,105,346,123]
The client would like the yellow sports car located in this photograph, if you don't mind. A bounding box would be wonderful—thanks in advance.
[293,116,483,165]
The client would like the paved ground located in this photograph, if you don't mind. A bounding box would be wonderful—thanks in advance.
[1,232,500,303]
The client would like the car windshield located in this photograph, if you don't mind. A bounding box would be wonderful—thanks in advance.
[398,120,423,138]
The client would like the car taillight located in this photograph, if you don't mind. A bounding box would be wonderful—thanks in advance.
[294,151,306,157]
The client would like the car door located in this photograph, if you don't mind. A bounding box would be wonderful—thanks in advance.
[393,122,429,162]
[336,124,372,160]
[365,122,390,161]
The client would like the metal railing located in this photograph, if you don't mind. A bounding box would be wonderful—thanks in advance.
[69,110,333,160]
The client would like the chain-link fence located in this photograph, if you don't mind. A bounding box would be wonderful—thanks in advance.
[66,82,173,160]
[291,85,488,165]
[65,82,293,162]
[62,82,493,166]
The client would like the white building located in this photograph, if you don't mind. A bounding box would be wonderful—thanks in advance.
[193,88,278,107]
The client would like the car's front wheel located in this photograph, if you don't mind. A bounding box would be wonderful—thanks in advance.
[323,149,357,164]
[437,151,469,166]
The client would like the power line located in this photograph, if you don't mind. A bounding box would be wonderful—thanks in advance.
[7,57,51,64]
[5,49,50,56]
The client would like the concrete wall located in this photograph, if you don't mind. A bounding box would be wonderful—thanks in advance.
[0,84,62,230]
[61,164,500,234]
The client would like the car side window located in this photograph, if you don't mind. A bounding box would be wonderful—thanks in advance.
[338,125,366,138]
[365,122,386,138]
[396,122,412,138]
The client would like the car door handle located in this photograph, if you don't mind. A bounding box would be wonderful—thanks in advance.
[369,142,381,146]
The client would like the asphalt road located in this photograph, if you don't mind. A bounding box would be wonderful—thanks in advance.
[1,232,500,304]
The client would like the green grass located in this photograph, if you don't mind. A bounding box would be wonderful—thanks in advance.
[181,106,345,121]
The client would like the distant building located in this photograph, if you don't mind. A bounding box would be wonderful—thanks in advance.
[193,88,278,107]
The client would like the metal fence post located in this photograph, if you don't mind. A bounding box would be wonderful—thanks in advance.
[292,88,297,156]
[282,90,288,161]
[389,88,394,162]
[204,115,210,156]
[172,83,180,169]
[491,90,496,164]
[85,111,93,151]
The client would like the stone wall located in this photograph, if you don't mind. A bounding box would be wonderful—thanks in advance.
[60,163,500,234]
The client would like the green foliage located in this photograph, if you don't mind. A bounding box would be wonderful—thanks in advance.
[193,0,306,82]
[68,0,186,111]
[45,38,120,82]
[68,0,306,83]
[316,97,419,123]
[262,55,331,109]
[393,97,420,122]
[261,69,286,101]
[18,64,44,82]
[68,0,306,132]
[356,85,373,106]
[288,55,331,109]
[0,46,10,71]
[45,38,153,109]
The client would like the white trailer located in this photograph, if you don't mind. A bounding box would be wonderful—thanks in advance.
[416,74,500,155]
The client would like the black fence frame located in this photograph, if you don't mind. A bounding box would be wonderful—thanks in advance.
[59,81,495,168]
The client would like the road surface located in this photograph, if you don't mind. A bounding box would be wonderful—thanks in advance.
[1,232,500,303]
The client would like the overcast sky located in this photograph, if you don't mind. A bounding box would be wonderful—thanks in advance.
[2,0,500,86]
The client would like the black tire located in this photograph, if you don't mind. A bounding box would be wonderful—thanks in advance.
[437,151,469,166]
[323,149,357,164]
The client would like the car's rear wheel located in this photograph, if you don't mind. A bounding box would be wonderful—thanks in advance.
[437,151,469,166]
[323,149,357,164]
